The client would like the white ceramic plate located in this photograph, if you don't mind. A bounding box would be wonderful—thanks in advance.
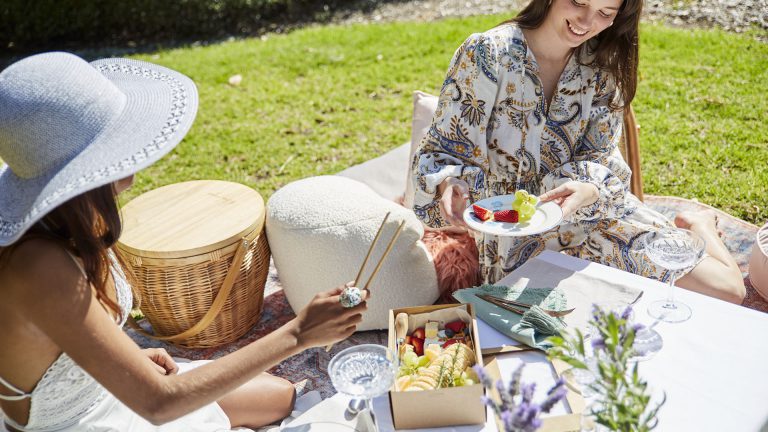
[462,194,563,236]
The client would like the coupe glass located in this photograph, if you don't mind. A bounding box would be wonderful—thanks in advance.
[328,344,396,432]
[644,228,706,323]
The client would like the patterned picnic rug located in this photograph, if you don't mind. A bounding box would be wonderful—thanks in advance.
[127,195,767,398]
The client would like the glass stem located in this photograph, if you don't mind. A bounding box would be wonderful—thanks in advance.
[665,270,679,307]
[362,398,377,432]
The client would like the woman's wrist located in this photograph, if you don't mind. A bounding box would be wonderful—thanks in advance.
[437,178,450,196]
[280,319,306,352]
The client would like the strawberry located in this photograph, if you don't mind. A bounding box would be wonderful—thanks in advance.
[472,204,494,221]
[411,337,425,356]
[411,327,426,340]
[494,209,519,223]
[445,320,466,334]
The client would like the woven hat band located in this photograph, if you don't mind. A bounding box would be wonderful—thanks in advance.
[0,53,128,179]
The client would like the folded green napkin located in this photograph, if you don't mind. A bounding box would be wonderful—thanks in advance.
[452,283,568,350]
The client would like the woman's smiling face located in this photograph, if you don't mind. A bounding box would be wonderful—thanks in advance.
[545,0,623,47]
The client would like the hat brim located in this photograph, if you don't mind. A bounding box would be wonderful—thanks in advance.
[0,58,199,246]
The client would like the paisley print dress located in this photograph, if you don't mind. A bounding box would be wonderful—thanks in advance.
[411,23,674,284]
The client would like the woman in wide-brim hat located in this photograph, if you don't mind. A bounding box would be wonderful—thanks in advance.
[0,52,368,431]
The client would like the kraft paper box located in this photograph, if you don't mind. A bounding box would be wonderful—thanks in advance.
[387,303,486,430]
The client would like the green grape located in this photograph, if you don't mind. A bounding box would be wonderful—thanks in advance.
[518,202,536,222]
[403,351,418,368]
[417,355,430,368]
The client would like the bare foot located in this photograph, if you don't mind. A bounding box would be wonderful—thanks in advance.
[674,210,723,238]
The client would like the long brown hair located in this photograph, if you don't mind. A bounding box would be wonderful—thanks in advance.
[0,184,133,321]
[510,0,642,110]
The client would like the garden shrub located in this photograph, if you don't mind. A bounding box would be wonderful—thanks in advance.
[1,0,322,51]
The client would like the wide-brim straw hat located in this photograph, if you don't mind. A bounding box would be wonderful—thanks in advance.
[0,52,198,246]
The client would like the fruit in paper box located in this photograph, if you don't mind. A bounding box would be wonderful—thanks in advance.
[442,338,461,349]
[445,320,466,334]
[411,337,425,356]
[425,344,442,361]
[396,343,477,391]
[411,327,426,340]
[395,375,413,392]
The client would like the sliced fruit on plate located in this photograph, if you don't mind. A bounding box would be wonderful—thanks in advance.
[494,209,519,223]
[472,204,494,221]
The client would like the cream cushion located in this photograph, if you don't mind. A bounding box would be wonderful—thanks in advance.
[266,175,439,330]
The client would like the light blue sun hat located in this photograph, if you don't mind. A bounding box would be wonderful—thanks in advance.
[0,52,198,246]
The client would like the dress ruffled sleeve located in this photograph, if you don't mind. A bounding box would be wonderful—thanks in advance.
[411,33,499,228]
[542,72,631,222]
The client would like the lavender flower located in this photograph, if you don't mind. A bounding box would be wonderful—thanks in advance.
[540,378,567,413]
[509,363,524,396]
[520,382,536,404]
[621,305,634,320]
[476,364,568,432]
[591,335,606,351]
[632,322,646,333]
[498,379,514,411]
[591,304,601,322]
[510,402,543,432]
[473,364,493,388]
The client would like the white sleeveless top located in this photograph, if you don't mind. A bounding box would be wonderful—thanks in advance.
[0,253,231,431]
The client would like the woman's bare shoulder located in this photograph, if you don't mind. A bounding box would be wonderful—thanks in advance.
[0,239,85,306]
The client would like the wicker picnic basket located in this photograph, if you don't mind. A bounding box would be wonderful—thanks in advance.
[117,180,270,348]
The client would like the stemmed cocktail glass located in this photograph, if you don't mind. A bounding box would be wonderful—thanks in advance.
[644,228,706,323]
[328,344,396,432]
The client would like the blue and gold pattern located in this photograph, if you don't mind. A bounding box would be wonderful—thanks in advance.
[411,23,676,283]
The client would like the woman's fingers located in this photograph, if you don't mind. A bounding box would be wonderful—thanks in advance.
[148,358,166,375]
[438,179,471,229]
[155,348,178,375]
[560,199,578,218]
[539,184,572,202]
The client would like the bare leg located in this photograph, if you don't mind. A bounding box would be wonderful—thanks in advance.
[674,211,745,304]
[218,373,296,428]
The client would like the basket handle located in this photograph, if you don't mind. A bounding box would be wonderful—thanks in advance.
[128,230,259,343]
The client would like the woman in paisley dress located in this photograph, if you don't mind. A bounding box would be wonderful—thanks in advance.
[411,0,745,303]
[0,53,368,431]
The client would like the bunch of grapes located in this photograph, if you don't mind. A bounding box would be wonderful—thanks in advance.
[511,190,537,223]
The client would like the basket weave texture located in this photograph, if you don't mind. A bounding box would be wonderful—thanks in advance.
[122,231,270,348]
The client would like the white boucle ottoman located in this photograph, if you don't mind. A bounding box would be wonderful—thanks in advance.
[266,175,439,330]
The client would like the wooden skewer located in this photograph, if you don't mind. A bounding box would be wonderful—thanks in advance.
[362,221,405,291]
[353,212,390,286]
[325,214,399,353]
[475,293,575,318]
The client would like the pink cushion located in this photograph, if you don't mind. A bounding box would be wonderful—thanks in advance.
[422,229,480,303]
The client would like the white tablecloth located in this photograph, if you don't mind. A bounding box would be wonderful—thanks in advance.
[286,250,768,432]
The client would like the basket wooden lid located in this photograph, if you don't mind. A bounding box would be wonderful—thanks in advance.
[118,180,265,259]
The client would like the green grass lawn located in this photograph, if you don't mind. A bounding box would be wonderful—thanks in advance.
[125,16,767,225]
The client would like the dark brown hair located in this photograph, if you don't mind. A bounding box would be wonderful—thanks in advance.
[510,0,642,110]
[0,184,134,321]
